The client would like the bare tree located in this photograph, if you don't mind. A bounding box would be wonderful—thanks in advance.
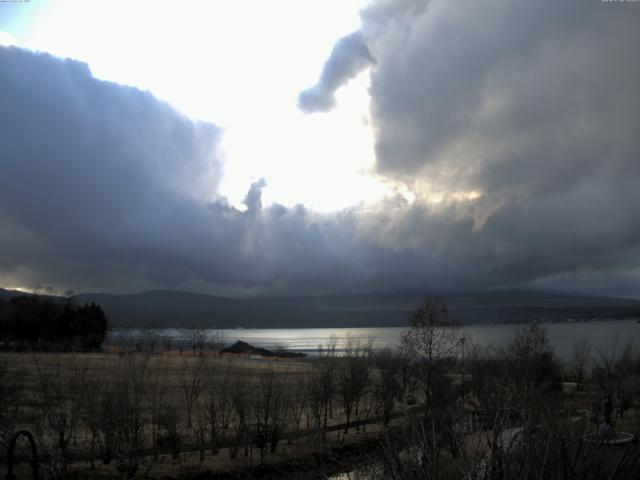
[317,336,338,428]
[32,354,86,477]
[372,348,401,425]
[304,369,325,431]
[200,360,235,456]
[143,329,162,354]
[571,339,592,391]
[161,335,173,355]
[229,374,251,459]
[592,337,640,422]
[79,375,102,470]
[337,336,371,433]
[287,372,307,438]
[0,354,21,448]
[501,323,561,397]
[145,355,168,458]
[91,353,150,479]
[180,357,205,430]
[185,324,208,356]
[207,330,227,355]
[156,406,181,459]
[401,298,460,416]
[251,367,290,462]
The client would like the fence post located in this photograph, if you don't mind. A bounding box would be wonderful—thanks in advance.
[5,430,39,480]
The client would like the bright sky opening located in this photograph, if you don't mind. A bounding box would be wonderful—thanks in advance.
[1,0,387,212]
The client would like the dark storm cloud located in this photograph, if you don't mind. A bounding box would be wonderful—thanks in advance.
[0,46,465,295]
[297,31,375,113]
[4,0,640,304]
[362,0,637,187]
[0,46,223,291]
[299,0,640,295]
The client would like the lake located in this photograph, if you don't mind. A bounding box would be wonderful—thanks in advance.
[107,318,640,361]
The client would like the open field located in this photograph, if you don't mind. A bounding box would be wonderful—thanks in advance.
[2,322,640,479]
[0,348,406,479]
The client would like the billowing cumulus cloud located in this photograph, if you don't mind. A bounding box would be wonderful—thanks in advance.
[0,46,222,291]
[299,0,640,297]
[297,31,375,113]
[3,0,640,303]
[0,46,464,296]
[362,1,640,191]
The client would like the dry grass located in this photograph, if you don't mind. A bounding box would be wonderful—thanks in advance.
[0,350,387,479]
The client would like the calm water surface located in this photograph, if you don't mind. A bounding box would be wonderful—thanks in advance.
[108,319,640,360]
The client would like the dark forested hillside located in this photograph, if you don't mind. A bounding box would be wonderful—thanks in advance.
[71,289,640,329]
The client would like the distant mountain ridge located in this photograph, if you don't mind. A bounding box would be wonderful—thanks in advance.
[2,287,639,328]
[73,288,640,328]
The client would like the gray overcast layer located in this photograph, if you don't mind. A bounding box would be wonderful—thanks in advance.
[2,0,640,298]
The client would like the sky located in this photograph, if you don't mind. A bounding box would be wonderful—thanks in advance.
[1,0,639,299]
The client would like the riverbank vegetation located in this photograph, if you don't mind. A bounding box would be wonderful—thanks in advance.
[1,299,639,479]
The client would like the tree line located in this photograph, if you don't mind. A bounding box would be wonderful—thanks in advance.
[0,294,108,349]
